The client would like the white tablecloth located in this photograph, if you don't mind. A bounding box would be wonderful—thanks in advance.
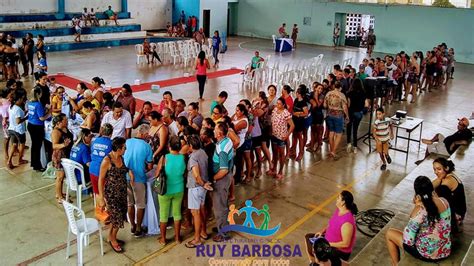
[44,115,84,142]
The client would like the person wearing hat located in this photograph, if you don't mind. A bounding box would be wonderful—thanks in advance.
[415,117,472,165]
[355,64,368,81]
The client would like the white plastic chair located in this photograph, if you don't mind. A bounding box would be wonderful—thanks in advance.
[63,200,104,265]
[62,158,94,210]
[272,35,277,49]
[135,44,146,65]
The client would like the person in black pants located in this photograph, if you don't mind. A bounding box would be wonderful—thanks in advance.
[346,78,367,154]
[195,51,210,100]
[27,87,51,171]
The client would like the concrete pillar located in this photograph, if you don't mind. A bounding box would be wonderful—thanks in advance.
[121,0,128,12]
[58,0,65,14]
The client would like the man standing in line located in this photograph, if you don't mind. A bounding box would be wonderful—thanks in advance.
[212,123,234,242]
[333,23,340,47]
[124,124,154,237]
[367,29,376,57]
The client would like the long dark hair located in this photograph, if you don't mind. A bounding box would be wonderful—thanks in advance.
[198,51,205,65]
[433,158,455,174]
[92,76,105,86]
[414,176,440,225]
[341,190,358,215]
[350,78,365,93]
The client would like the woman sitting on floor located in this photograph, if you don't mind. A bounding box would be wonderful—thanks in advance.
[431,158,466,232]
[305,190,358,265]
[385,176,451,265]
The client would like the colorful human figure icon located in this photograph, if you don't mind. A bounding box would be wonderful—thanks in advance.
[239,200,259,228]
[258,204,271,230]
[228,204,239,225]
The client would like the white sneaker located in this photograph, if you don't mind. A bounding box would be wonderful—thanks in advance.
[346,144,353,153]
[353,148,357,154]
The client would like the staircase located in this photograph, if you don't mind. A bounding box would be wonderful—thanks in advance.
[1,12,177,52]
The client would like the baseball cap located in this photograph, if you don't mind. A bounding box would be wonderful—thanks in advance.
[359,64,365,69]
[458,117,469,127]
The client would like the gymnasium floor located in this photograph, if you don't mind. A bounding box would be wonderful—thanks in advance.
[0,37,473,265]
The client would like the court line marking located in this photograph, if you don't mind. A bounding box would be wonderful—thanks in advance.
[0,183,55,203]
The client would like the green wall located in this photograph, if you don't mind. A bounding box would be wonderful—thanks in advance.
[236,0,474,64]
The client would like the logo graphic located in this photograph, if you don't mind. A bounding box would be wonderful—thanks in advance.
[221,200,281,237]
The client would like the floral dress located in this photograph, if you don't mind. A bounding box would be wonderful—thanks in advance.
[104,155,128,229]
[403,199,452,260]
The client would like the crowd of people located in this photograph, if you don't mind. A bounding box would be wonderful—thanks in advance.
[0,32,46,80]
[167,11,199,38]
[72,5,120,42]
[0,31,469,263]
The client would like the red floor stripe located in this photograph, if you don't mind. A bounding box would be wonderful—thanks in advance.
[50,68,242,110]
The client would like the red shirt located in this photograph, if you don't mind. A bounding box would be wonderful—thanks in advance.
[191,17,197,27]
[158,99,176,114]
[284,95,294,113]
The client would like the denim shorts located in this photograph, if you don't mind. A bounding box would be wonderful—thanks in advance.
[271,136,286,147]
[304,116,312,129]
[326,115,344,134]
[242,138,252,151]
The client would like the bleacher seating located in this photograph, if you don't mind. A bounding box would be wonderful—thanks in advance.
[0,13,182,52]
[350,144,473,265]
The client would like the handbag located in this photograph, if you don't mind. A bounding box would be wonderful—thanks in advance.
[95,205,109,223]
[153,167,167,195]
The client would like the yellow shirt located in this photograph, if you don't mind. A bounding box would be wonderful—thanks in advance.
[51,95,62,116]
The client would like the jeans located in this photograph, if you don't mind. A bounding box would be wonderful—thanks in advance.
[346,111,363,147]
[212,47,219,64]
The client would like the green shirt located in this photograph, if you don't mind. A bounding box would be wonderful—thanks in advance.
[164,153,186,194]
[105,9,114,18]
[251,56,262,69]
[356,72,368,81]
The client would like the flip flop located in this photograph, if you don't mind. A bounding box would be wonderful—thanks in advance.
[109,241,124,253]
[185,241,202,248]
[19,159,29,165]
[200,235,210,240]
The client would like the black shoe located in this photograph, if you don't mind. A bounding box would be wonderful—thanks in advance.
[381,164,387,171]
[134,230,145,238]
[414,159,423,166]
[386,155,392,164]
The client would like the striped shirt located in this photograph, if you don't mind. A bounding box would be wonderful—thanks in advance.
[374,117,391,142]
[213,137,234,174]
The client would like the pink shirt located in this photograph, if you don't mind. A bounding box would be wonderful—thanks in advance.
[325,209,356,253]
[196,61,208,76]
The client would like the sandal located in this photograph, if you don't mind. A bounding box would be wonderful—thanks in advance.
[18,159,28,165]
[275,174,284,181]
[109,241,124,253]
[266,169,276,176]
[200,234,210,240]
[185,240,202,248]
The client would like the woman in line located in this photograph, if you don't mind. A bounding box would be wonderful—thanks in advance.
[211,30,221,67]
[7,91,28,169]
[403,54,420,104]
[132,101,153,128]
[69,128,93,184]
[195,51,210,100]
[1,87,12,162]
[91,76,106,104]
[268,98,294,181]
[323,82,348,160]
[27,87,51,171]
[115,83,136,117]
[148,111,169,163]
[89,124,113,198]
[432,158,466,233]
[305,190,358,265]
[3,41,18,80]
[252,91,271,177]
[80,101,101,133]
[156,136,186,245]
[385,176,451,265]
[290,87,309,161]
[51,113,74,203]
[97,137,134,253]
[346,78,367,153]
[232,104,250,185]
[307,82,325,152]
[239,99,255,182]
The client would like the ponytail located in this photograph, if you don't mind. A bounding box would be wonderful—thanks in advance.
[414,176,440,225]
[341,190,358,215]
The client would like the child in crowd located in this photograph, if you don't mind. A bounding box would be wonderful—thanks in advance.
[373,107,393,171]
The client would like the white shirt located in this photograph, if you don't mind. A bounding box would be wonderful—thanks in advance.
[364,66,373,77]
[101,109,132,139]
[385,63,398,81]
[8,105,26,134]
[168,121,179,137]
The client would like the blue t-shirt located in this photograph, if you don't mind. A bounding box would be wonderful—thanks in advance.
[212,36,221,49]
[89,136,112,177]
[123,138,153,183]
[38,58,47,73]
[27,101,45,126]
[70,143,91,184]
